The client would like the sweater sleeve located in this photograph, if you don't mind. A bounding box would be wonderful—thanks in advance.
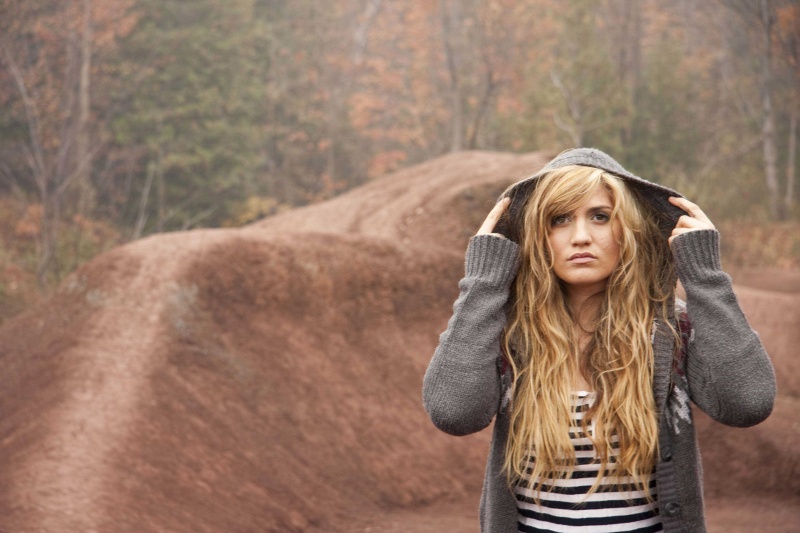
[422,234,520,436]
[671,229,776,427]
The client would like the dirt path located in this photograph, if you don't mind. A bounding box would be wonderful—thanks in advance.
[2,150,797,532]
[727,267,800,293]
[705,497,800,533]
[356,500,479,533]
[13,230,232,531]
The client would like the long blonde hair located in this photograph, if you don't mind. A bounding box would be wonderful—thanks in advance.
[502,165,676,500]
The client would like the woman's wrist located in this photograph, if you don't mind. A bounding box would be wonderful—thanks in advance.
[465,234,520,284]
[671,229,722,284]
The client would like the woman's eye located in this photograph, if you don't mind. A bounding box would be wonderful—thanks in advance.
[552,214,570,226]
[592,212,610,222]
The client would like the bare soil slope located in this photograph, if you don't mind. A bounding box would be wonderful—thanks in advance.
[0,151,797,532]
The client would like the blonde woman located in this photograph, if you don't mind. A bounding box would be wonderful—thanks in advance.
[422,148,775,533]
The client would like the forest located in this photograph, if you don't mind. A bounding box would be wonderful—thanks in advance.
[0,0,798,321]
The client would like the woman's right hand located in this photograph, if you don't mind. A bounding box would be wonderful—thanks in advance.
[476,197,511,237]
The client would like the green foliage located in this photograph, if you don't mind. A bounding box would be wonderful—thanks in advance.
[109,0,273,231]
[223,195,292,226]
[0,0,797,313]
[497,1,630,154]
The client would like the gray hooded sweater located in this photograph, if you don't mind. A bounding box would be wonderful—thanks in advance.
[422,149,776,533]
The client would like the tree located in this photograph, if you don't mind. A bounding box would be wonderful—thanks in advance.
[544,1,629,148]
[108,0,271,233]
[0,0,135,284]
[718,0,800,220]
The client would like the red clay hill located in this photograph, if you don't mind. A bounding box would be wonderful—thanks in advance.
[0,151,798,532]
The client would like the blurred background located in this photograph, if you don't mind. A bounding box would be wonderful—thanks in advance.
[0,0,798,319]
[1,2,799,532]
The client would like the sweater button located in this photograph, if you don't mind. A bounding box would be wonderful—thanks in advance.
[665,502,680,516]
[661,451,673,462]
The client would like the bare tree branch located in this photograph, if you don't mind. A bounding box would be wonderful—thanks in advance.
[552,110,582,147]
[440,0,464,152]
[0,47,47,181]
[550,69,582,125]
[351,0,383,65]
[131,159,155,240]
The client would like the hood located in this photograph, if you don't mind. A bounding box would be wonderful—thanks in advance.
[494,147,687,244]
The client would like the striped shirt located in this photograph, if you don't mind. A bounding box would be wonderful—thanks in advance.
[515,392,662,533]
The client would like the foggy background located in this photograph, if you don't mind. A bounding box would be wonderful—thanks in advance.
[1,2,799,532]
[1,0,798,318]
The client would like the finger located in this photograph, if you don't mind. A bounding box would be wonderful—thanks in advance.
[669,229,693,244]
[669,196,713,225]
[669,227,696,245]
[671,226,697,237]
[686,206,713,225]
[477,197,511,235]
[674,215,705,229]
[479,198,510,233]
[675,213,716,236]
[669,195,697,211]
[668,196,700,216]
[670,222,716,245]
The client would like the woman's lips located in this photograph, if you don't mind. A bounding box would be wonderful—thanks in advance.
[568,253,596,263]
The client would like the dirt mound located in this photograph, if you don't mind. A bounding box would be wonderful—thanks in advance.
[727,267,800,293]
[247,150,549,250]
[0,150,797,532]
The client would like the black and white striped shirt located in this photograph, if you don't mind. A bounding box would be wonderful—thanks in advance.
[515,391,663,533]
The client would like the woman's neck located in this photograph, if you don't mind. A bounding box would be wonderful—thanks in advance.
[566,288,603,332]
[572,329,594,392]
[566,288,603,393]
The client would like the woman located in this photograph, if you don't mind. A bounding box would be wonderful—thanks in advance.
[422,148,775,533]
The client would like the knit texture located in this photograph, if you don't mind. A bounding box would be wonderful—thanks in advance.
[422,230,776,533]
[422,234,519,437]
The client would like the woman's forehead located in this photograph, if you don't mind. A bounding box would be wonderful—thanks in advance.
[581,187,614,208]
[546,180,612,211]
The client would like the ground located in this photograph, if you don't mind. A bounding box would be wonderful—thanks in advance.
[0,150,797,532]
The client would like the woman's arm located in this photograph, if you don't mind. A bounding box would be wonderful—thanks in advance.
[669,206,776,427]
[423,197,518,436]
[422,234,520,435]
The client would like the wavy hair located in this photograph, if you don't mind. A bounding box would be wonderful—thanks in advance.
[502,165,676,501]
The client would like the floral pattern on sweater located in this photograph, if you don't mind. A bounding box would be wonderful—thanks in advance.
[667,304,694,435]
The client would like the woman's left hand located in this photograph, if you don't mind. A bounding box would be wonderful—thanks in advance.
[668,196,716,245]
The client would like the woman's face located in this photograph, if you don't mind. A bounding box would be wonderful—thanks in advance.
[548,186,621,296]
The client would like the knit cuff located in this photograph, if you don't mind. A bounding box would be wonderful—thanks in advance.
[671,229,722,284]
[465,234,520,285]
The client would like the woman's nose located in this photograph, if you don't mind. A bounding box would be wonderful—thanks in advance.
[571,219,591,245]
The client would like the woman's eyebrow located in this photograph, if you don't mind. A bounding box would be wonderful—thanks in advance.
[586,205,613,212]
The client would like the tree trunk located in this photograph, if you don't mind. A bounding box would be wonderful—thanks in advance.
[759,0,780,220]
[611,0,642,146]
[36,172,53,287]
[76,0,95,214]
[550,69,583,146]
[351,0,383,65]
[157,152,165,233]
[131,159,155,240]
[1,48,57,286]
[786,104,797,218]
[441,0,463,152]
[467,65,497,149]
[761,92,780,220]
